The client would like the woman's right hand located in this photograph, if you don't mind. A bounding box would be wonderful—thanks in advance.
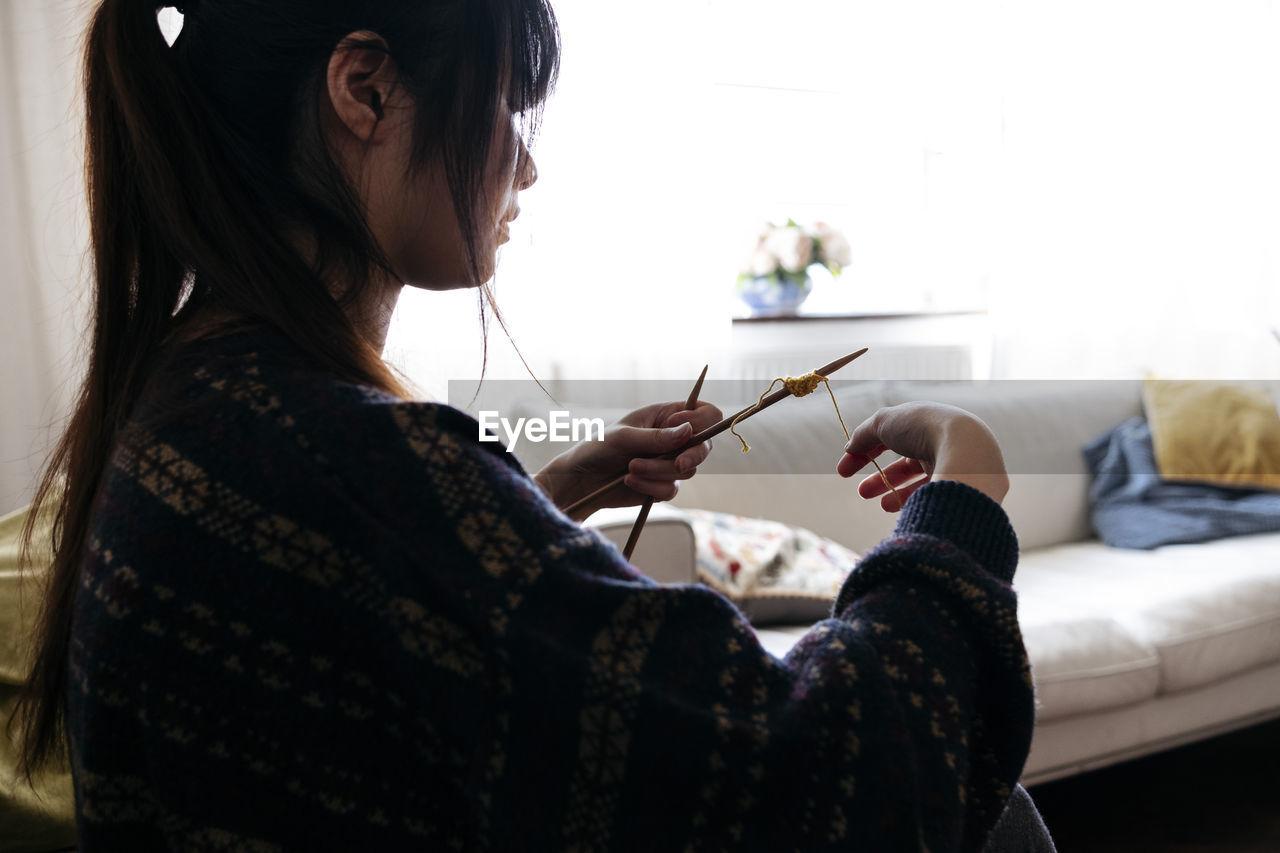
[836,402,1010,511]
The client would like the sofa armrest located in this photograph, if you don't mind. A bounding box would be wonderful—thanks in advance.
[584,504,697,585]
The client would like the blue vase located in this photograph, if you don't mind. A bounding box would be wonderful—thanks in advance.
[737,272,813,317]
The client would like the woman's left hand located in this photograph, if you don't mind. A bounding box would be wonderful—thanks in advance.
[534,400,722,522]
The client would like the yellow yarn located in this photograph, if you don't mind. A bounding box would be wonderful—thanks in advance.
[779,374,824,397]
[730,371,903,510]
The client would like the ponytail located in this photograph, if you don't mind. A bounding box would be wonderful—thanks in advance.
[12,0,560,779]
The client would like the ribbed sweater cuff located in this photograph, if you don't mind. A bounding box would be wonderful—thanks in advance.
[831,481,1020,619]
[891,479,1019,582]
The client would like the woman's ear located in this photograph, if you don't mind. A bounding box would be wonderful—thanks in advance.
[326,30,398,143]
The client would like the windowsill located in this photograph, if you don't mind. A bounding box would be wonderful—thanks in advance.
[731,308,989,324]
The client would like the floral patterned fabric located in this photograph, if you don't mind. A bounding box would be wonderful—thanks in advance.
[687,509,859,625]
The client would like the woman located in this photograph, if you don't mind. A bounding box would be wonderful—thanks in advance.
[16,0,1053,850]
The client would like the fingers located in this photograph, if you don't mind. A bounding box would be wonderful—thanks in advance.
[663,401,722,433]
[837,438,929,513]
[836,402,1012,511]
[610,403,721,458]
[674,433,712,473]
[837,443,886,478]
[615,401,720,472]
[666,402,719,474]
[623,405,719,500]
[850,453,930,512]
[610,421,694,456]
[843,408,894,458]
[879,477,930,512]
[839,404,940,470]
[856,456,926,498]
[622,474,679,502]
[629,440,710,480]
[678,444,709,474]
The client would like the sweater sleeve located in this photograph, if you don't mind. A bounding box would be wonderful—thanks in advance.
[357,403,1036,853]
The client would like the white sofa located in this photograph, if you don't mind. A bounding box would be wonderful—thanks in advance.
[517,378,1280,786]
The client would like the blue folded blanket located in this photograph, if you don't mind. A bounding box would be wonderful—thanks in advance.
[1083,417,1280,549]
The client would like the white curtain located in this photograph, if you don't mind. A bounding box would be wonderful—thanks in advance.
[0,1,91,516]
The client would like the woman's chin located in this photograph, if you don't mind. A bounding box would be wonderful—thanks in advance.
[405,279,488,293]
[404,262,496,291]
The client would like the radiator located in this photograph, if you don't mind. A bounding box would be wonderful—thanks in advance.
[723,345,974,383]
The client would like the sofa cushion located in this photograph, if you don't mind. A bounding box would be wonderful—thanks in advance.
[684,509,857,626]
[1013,543,1162,720]
[1017,532,1280,703]
[1114,532,1280,692]
[1143,379,1280,490]
[1019,617,1160,722]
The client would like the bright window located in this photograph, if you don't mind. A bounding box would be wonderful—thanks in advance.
[389,1,1280,390]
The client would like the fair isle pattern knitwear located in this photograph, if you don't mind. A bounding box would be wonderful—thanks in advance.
[68,325,1035,852]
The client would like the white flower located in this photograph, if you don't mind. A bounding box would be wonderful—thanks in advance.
[803,221,851,270]
[805,221,835,240]
[765,226,812,274]
[740,220,851,280]
[740,225,772,276]
[820,231,852,268]
[748,246,779,276]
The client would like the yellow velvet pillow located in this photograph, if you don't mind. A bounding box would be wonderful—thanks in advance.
[0,500,77,853]
[1143,379,1280,490]
[0,499,55,685]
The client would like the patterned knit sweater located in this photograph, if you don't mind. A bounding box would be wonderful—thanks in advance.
[68,325,1035,852]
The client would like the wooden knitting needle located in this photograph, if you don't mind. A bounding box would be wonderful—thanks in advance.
[566,347,869,518]
[621,364,707,561]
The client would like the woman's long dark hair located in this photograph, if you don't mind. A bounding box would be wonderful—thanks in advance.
[14,0,558,779]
